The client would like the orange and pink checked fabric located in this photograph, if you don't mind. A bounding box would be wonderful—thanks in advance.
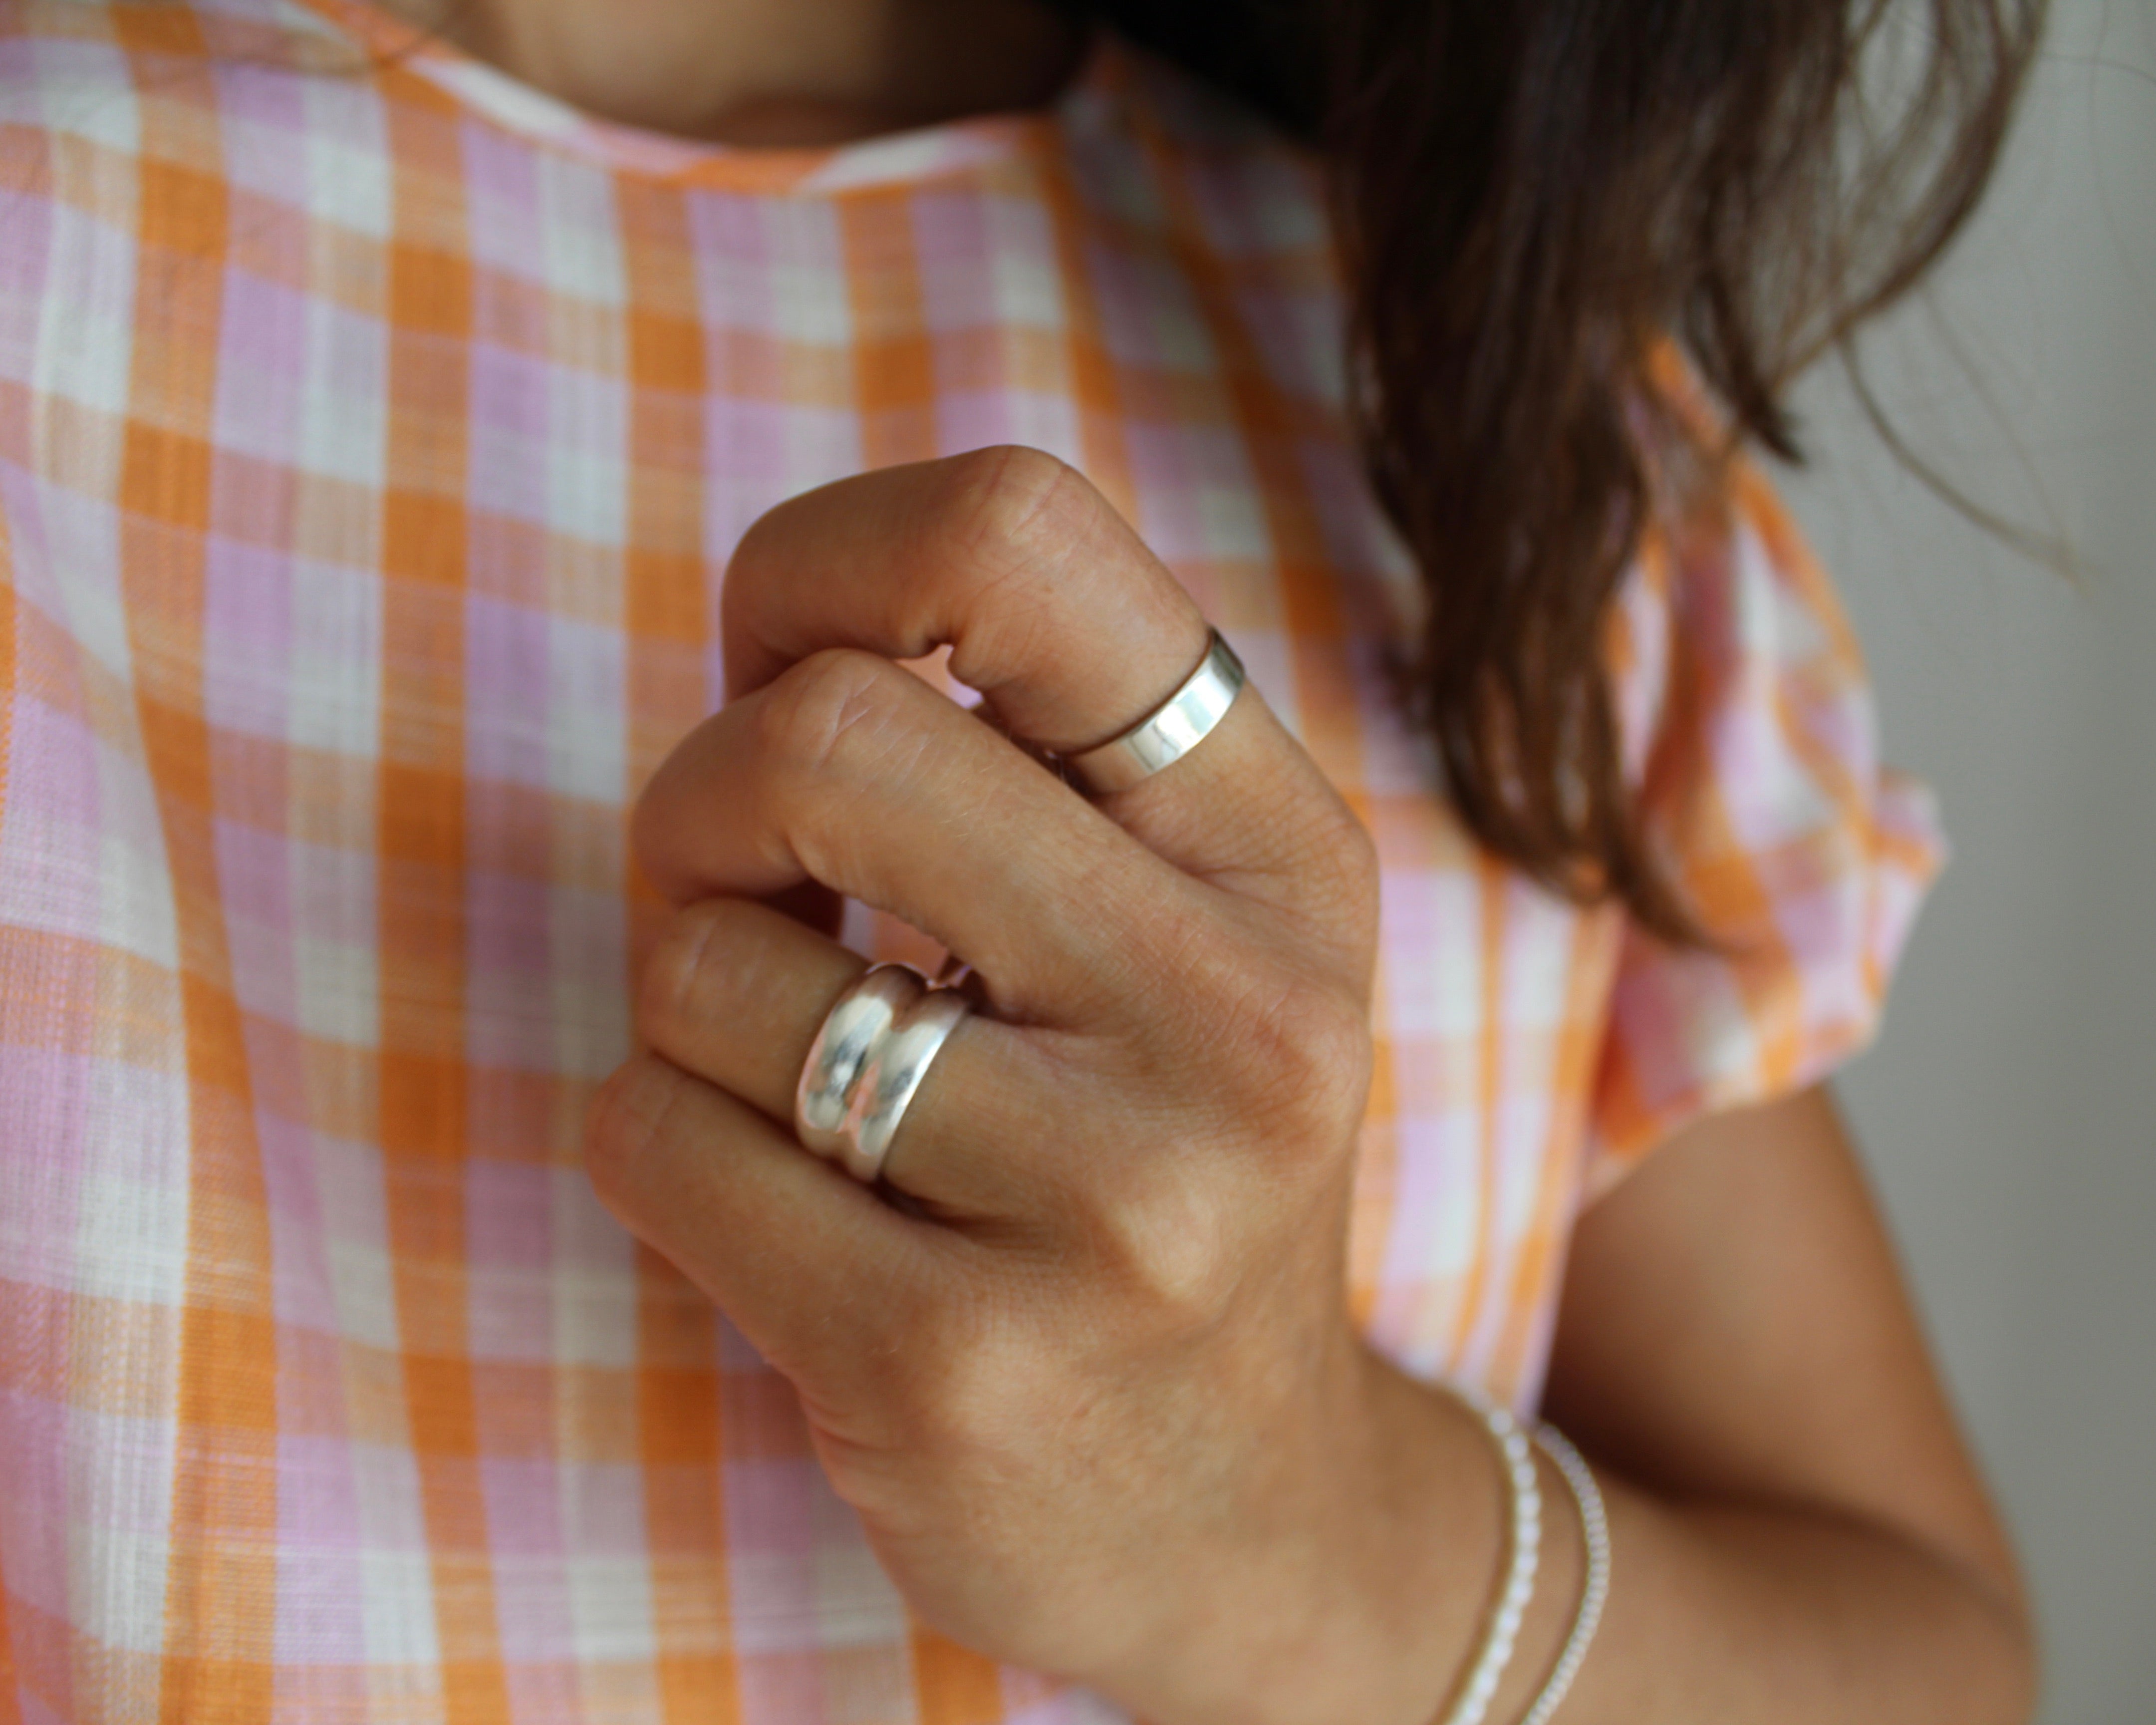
[0,0,1943,1719]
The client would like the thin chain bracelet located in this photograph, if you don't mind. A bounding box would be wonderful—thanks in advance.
[1517,1425,1612,1725]
[1434,1392,1544,1725]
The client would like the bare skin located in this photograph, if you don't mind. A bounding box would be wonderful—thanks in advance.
[385,0,1084,144]
[431,0,2038,1715]
[586,450,2034,1725]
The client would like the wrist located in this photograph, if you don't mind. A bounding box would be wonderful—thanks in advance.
[1342,1350,1532,1725]
[1361,1365,1589,1725]
[1096,1337,1526,1725]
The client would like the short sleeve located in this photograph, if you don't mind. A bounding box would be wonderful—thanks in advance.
[1584,459,1946,1195]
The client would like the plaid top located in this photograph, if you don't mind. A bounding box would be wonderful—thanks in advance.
[0,0,1944,1719]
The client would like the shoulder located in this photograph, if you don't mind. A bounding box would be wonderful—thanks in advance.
[1600,352,1874,795]
[1612,457,1845,773]
[1587,398,1945,1181]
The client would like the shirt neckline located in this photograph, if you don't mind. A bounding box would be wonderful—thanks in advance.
[282,0,1119,192]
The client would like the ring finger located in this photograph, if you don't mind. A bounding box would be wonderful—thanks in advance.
[637,894,1094,1219]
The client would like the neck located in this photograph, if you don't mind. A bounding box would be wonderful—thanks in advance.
[390,0,1087,145]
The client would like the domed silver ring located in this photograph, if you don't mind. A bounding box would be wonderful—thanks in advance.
[841,985,971,1184]
[794,962,972,1185]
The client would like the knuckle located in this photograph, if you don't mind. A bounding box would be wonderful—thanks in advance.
[1283,796,1381,946]
[633,900,725,1048]
[755,647,910,781]
[924,448,1200,711]
[1222,969,1373,1151]
[725,479,845,601]
[932,447,1097,636]
[725,502,779,588]
[1328,807,1382,927]
[897,1308,1028,1454]
[581,1057,677,1211]
[939,445,1084,570]
[1096,1170,1241,1324]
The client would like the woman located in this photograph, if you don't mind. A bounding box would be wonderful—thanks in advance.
[0,0,2039,1719]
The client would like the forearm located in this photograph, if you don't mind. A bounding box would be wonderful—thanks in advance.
[1567,1486,2036,1725]
[1329,1359,2035,1725]
[1108,1350,2033,1725]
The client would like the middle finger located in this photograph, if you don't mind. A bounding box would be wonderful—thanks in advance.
[634,645,1213,1027]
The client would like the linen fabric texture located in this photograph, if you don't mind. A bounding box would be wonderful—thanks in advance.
[0,0,1944,1719]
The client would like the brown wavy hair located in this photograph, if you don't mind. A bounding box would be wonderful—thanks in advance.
[1077,0,2046,938]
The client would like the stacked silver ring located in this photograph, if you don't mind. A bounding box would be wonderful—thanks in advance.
[794,963,972,1185]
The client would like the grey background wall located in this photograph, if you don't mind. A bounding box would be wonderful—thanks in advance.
[1775,3,2154,1719]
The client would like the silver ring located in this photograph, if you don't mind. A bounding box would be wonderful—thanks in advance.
[795,964,923,1162]
[1063,629,1245,795]
[841,986,971,1184]
[793,963,973,1184]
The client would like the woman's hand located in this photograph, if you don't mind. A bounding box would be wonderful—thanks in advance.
[583,445,2042,1725]
[584,447,1444,1725]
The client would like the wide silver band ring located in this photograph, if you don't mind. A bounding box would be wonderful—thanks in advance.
[794,963,972,1185]
[841,986,971,1184]
[795,964,920,1162]
[1063,629,1245,795]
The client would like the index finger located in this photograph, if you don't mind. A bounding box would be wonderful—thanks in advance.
[725,447,1197,741]
[722,447,1376,951]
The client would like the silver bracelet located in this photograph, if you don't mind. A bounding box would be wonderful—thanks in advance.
[1435,1391,1543,1725]
[1517,1424,1612,1725]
